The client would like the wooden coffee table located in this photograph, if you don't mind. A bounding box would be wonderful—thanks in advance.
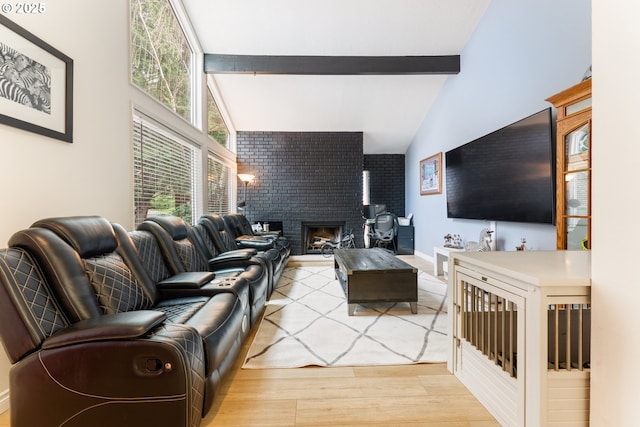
[333,248,418,315]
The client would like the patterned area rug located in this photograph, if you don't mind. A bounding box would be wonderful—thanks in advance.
[242,265,448,369]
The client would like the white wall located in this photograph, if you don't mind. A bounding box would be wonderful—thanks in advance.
[406,0,591,256]
[591,1,640,425]
[0,1,132,242]
[0,0,131,412]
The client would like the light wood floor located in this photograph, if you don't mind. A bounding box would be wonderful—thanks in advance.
[0,255,499,426]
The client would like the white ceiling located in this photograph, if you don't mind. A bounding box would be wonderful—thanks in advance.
[182,0,490,154]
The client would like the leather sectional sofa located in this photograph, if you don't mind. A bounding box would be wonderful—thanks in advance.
[0,214,289,427]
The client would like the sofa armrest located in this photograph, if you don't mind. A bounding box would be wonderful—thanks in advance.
[42,310,166,350]
[208,250,256,268]
[254,231,281,238]
[156,271,216,289]
[235,235,275,250]
[222,248,258,257]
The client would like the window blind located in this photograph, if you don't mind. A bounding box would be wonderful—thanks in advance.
[207,152,231,214]
[133,114,198,227]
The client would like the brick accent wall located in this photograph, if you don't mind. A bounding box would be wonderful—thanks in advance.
[364,154,406,217]
[236,132,364,255]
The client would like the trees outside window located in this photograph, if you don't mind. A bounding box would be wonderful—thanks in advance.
[207,89,229,148]
[131,0,192,121]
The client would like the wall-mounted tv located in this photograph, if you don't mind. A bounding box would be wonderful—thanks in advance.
[445,108,555,224]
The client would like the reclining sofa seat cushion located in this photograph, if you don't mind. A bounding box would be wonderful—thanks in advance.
[0,246,206,427]
[23,217,246,407]
[139,215,268,326]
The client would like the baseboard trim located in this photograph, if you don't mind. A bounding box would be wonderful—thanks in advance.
[0,388,9,414]
[414,249,433,264]
[288,254,332,267]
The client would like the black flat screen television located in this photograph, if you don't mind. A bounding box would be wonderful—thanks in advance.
[445,108,555,224]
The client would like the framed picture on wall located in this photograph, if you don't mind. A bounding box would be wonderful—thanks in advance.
[0,14,73,142]
[420,152,442,195]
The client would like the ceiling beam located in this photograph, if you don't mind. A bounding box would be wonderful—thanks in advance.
[204,54,460,75]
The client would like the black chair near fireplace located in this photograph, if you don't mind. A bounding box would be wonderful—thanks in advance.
[369,212,399,253]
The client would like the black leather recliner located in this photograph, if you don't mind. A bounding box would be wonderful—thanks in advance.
[0,216,247,426]
[115,222,253,347]
[191,219,277,304]
[1,228,206,426]
[138,215,269,326]
[198,214,287,295]
[223,213,291,259]
[0,246,206,427]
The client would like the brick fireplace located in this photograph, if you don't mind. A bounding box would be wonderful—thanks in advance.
[302,221,345,254]
[236,131,365,255]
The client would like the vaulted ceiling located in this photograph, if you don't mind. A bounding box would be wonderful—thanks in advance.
[182,0,491,154]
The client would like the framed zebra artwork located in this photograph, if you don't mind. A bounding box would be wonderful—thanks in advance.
[0,15,73,142]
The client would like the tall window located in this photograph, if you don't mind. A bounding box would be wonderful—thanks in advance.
[131,0,235,226]
[207,153,231,214]
[133,113,199,226]
[131,0,193,121]
[207,89,229,148]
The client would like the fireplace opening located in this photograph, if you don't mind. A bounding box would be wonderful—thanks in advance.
[302,222,345,254]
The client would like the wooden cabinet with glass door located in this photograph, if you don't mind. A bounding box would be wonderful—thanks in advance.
[547,78,592,250]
